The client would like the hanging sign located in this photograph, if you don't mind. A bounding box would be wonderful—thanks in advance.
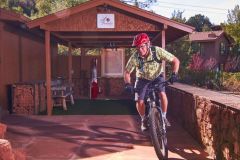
[97,14,115,28]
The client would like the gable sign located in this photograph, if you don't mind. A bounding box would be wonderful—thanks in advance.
[97,14,115,28]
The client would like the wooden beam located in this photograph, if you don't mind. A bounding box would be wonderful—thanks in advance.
[57,35,134,39]
[72,43,132,48]
[68,42,72,84]
[152,32,161,43]
[45,30,52,116]
[73,44,132,48]
[161,27,166,78]
[152,25,167,43]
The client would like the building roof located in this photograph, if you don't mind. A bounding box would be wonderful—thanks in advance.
[26,0,194,48]
[27,0,194,32]
[189,30,225,42]
[0,8,30,23]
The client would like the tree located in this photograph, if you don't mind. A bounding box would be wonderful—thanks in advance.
[227,5,240,24]
[167,37,192,69]
[186,14,213,32]
[171,10,186,23]
[0,0,38,17]
[34,0,88,18]
[223,5,240,45]
[121,0,157,9]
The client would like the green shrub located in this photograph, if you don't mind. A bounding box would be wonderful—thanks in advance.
[222,72,240,92]
[179,69,221,90]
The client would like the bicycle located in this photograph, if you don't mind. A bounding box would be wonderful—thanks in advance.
[135,78,171,160]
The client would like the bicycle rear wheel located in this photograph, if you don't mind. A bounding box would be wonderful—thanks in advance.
[149,107,168,160]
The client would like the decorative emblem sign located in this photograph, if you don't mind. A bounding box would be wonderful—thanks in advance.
[97,14,115,28]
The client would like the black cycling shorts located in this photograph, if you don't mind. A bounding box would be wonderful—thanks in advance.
[134,75,165,101]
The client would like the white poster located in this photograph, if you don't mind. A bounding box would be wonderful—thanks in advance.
[97,14,115,28]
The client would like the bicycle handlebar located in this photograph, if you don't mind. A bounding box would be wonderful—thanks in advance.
[146,78,171,91]
[132,78,172,93]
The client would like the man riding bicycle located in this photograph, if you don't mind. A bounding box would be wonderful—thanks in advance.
[124,33,179,132]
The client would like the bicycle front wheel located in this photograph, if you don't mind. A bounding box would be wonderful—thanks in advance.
[149,107,168,160]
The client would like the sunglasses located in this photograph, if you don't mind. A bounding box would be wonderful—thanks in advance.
[137,43,148,50]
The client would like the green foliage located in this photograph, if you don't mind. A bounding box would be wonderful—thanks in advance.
[171,10,186,23]
[223,23,240,44]
[222,72,240,92]
[180,69,240,93]
[222,5,240,53]
[0,0,9,9]
[58,44,81,56]
[58,44,101,56]
[227,5,240,24]
[121,0,157,9]
[33,0,88,18]
[186,14,213,32]
[166,37,193,69]
[0,0,89,18]
[180,69,221,90]
[66,0,88,8]
[85,48,101,56]
[0,0,38,17]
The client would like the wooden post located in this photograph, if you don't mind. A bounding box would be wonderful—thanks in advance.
[45,30,52,116]
[162,24,167,78]
[68,42,72,84]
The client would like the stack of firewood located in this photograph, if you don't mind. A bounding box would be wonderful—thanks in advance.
[12,82,46,115]
[12,85,35,114]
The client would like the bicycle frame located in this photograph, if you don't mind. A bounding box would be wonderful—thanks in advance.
[142,79,170,160]
[144,82,167,132]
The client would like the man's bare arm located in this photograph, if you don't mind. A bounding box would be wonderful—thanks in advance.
[172,57,180,73]
[124,71,131,84]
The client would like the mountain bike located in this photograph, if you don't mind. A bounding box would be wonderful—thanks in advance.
[138,79,171,160]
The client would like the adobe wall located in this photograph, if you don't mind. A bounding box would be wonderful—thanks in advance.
[167,83,240,160]
[0,21,57,111]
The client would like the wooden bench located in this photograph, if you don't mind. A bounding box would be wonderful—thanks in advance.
[51,83,74,111]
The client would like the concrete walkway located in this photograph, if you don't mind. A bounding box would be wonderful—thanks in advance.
[2,115,213,160]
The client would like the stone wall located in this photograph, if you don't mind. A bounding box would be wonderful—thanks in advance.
[0,123,26,160]
[167,86,240,160]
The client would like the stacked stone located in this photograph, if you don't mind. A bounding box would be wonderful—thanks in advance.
[195,96,218,158]
[0,123,26,160]
[0,123,14,160]
[166,86,240,159]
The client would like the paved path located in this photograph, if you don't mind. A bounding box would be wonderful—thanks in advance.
[2,115,213,160]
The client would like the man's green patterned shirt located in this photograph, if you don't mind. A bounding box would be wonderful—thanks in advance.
[125,46,175,80]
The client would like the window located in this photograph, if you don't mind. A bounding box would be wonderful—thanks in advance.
[101,48,125,77]
[220,42,226,55]
[191,42,200,54]
[200,44,205,56]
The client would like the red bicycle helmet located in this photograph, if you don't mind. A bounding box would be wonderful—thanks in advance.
[132,33,150,47]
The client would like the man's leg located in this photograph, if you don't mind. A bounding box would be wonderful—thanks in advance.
[136,100,148,131]
[136,100,145,117]
[159,92,168,113]
[135,79,149,131]
[159,92,171,127]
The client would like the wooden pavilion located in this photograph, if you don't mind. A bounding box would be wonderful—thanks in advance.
[27,0,194,115]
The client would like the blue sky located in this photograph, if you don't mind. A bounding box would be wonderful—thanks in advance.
[147,0,239,25]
